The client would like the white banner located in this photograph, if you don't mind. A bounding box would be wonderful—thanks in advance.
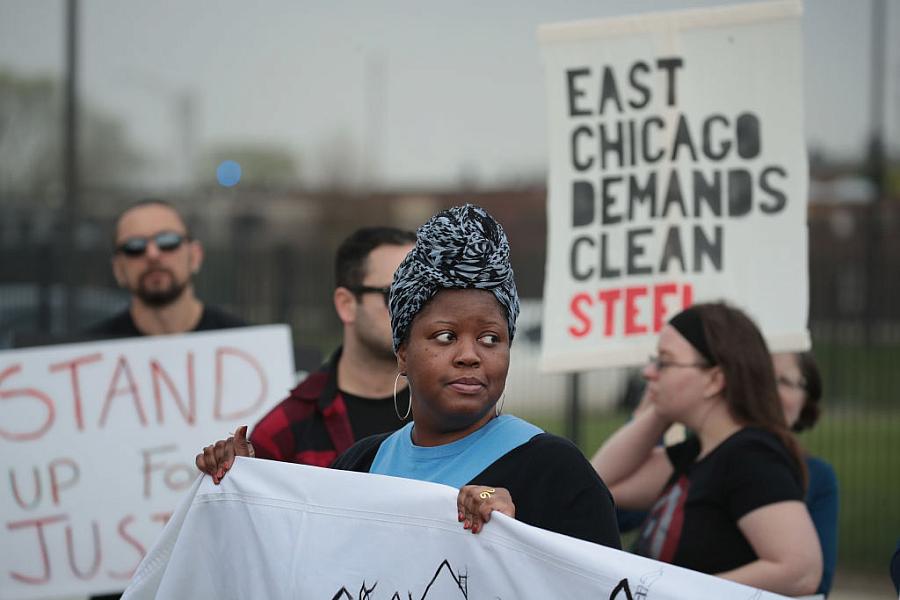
[0,325,295,599]
[539,1,809,371]
[123,457,790,600]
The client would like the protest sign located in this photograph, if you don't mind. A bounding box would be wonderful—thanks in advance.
[0,325,294,599]
[539,1,809,371]
[123,457,790,600]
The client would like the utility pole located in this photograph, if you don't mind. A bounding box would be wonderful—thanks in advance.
[868,0,886,197]
[363,52,387,191]
[62,0,80,333]
[566,372,582,447]
[864,0,886,342]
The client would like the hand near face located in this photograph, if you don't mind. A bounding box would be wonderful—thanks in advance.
[456,485,515,534]
[195,425,253,484]
[632,386,655,418]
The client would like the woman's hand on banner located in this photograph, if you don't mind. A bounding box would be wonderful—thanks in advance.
[194,425,254,484]
[457,485,515,534]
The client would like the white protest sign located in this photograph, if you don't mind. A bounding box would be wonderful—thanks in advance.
[0,325,294,599]
[539,0,809,371]
[123,457,789,600]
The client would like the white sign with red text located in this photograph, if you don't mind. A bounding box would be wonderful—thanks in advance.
[0,325,294,599]
[539,1,809,371]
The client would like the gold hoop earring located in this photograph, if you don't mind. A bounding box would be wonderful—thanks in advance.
[393,372,412,420]
[495,392,506,416]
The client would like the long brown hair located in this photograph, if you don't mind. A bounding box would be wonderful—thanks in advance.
[792,351,823,432]
[694,302,808,489]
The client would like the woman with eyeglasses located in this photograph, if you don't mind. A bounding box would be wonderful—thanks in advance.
[197,204,621,549]
[591,303,822,597]
[772,351,838,597]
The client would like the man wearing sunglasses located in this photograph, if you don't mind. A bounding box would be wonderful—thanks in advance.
[247,226,415,467]
[87,199,247,337]
[86,199,248,600]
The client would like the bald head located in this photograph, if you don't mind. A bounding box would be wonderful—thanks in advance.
[112,200,203,308]
[114,200,190,248]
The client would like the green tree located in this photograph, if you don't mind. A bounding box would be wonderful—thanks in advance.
[0,67,142,199]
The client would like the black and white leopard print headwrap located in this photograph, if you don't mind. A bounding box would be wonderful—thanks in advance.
[389,204,519,352]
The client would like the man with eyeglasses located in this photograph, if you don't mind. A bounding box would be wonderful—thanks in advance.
[246,226,415,467]
[87,199,247,337]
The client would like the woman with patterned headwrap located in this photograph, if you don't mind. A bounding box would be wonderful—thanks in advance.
[196,204,620,548]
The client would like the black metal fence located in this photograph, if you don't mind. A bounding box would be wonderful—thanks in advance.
[1,193,898,576]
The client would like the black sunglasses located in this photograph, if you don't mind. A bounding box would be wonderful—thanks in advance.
[116,231,188,257]
[349,285,391,307]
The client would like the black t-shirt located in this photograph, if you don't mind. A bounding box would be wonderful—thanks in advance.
[634,427,803,574]
[85,304,246,600]
[86,305,247,338]
[342,389,409,441]
[333,431,622,550]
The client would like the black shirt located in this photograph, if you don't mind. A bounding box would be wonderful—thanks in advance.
[85,304,247,600]
[634,427,803,574]
[342,389,408,441]
[333,431,622,549]
[86,305,247,338]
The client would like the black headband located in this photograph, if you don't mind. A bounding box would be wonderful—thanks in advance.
[669,306,717,366]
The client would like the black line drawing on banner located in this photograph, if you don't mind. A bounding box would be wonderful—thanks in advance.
[609,578,634,600]
[331,580,376,600]
[330,559,469,600]
[610,566,665,600]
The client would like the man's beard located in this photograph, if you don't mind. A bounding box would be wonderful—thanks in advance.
[134,269,188,307]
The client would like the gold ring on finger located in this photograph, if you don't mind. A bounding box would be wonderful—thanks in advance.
[479,488,496,500]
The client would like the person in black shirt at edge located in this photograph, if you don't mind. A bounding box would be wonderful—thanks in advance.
[592,303,822,596]
[88,199,246,600]
[196,204,621,549]
[87,199,246,338]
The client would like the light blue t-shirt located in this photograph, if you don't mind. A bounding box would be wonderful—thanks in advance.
[369,415,543,489]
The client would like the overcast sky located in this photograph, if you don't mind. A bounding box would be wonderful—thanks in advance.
[0,0,897,189]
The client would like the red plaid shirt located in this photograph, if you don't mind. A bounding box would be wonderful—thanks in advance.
[250,349,355,467]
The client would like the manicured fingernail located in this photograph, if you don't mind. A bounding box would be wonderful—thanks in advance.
[458,512,464,522]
